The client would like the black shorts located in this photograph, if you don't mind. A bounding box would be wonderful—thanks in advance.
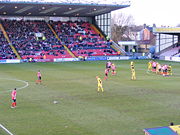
[12,99,16,102]
[38,76,41,80]
[106,64,111,69]
[105,73,108,76]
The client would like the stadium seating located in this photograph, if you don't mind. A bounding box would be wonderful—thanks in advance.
[0,31,16,59]
[1,19,72,59]
[0,19,117,59]
[51,20,118,57]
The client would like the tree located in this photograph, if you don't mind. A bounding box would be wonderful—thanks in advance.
[111,13,134,27]
[111,13,134,43]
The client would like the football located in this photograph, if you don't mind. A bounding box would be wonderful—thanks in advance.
[53,101,58,104]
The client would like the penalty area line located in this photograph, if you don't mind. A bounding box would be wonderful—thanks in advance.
[0,124,14,135]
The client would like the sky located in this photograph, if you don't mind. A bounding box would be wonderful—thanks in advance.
[113,0,180,27]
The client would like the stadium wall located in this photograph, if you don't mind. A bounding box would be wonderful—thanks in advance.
[160,56,180,62]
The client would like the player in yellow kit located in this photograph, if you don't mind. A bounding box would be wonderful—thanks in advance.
[148,61,152,72]
[96,76,104,92]
[130,61,136,80]
[167,65,172,75]
[156,62,161,74]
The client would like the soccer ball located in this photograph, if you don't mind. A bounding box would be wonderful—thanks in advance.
[53,101,58,104]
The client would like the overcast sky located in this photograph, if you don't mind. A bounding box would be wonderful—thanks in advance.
[112,0,180,27]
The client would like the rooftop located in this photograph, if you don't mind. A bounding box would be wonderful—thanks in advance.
[0,0,130,17]
[0,0,130,6]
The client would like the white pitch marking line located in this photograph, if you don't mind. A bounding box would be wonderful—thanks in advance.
[0,78,29,93]
[0,124,14,135]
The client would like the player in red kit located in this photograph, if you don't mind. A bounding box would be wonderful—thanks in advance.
[11,88,17,108]
[106,61,112,71]
[36,70,42,84]
[104,68,109,80]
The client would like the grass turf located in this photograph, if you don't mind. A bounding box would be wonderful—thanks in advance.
[0,60,180,135]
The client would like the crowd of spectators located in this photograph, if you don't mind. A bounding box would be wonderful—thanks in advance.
[0,19,117,59]
[51,20,117,57]
[0,31,16,59]
[1,19,69,59]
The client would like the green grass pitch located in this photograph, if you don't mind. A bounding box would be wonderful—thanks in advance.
[0,60,180,135]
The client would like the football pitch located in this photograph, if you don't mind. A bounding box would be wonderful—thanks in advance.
[0,60,180,135]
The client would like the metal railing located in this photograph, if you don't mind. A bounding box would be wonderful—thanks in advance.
[111,41,126,55]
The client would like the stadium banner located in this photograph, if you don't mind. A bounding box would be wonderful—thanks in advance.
[0,60,7,63]
[129,56,148,59]
[35,59,53,62]
[87,56,131,61]
[128,56,136,60]
[164,56,171,61]
[137,56,149,59]
[6,59,21,63]
[164,56,180,62]
[107,56,130,60]
[86,56,107,61]
[119,56,130,60]
[107,56,120,60]
[171,57,180,62]
[0,59,21,64]
[54,58,79,62]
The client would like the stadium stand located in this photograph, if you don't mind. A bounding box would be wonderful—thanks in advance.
[51,20,118,57]
[0,19,118,59]
[0,0,130,60]
[1,19,72,59]
[0,31,16,59]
